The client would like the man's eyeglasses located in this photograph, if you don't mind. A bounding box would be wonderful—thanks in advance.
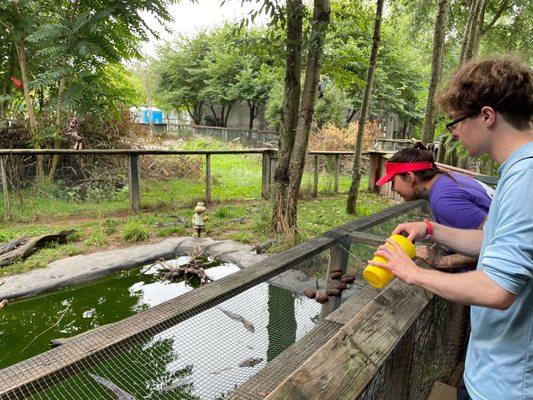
[446,113,476,133]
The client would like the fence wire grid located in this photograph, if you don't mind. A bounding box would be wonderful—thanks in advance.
[0,201,468,400]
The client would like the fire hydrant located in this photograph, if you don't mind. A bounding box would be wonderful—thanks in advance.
[192,202,207,237]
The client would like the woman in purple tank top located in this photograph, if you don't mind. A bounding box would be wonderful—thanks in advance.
[376,142,493,271]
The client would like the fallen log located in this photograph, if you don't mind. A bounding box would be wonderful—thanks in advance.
[0,230,76,267]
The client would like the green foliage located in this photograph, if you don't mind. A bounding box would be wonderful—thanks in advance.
[122,219,149,243]
[156,225,187,237]
[313,82,350,128]
[265,78,350,129]
[0,231,13,243]
[153,24,281,127]
[85,227,109,247]
[0,0,167,126]
[264,80,285,130]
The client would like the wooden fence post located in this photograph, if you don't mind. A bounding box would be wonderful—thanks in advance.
[313,155,319,198]
[0,156,11,219]
[334,154,340,193]
[128,154,141,213]
[261,151,272,199]
[367,152,383,193]
[320,239,350,318]
[205,153,212,203]
[270,153,278,187]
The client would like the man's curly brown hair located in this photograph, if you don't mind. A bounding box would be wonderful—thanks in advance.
[437,57,533,130]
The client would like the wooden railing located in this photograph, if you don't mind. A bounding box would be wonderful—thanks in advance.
[0,149,355,215]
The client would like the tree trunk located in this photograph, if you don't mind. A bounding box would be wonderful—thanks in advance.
[0,48,14,119]
[48,77,65,180]
[208,104,221,126]
[346,0,384,214]
[223,102,232,127]
[285,0,331,230]
[480,0,510,38]
[14,35,44,182]
[460,0,486,64]
[345,108,357,126]
[421,0,451,145]
[187,102,203,125]
[247,101,256,130]
[271,0,303,234]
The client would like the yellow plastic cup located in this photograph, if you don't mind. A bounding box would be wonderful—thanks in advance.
[363,234,416,289]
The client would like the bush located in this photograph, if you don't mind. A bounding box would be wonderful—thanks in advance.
[122,219,149,243]
[308,121,382,151]
[85,227,109,246]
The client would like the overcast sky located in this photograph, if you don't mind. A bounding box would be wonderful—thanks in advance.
[140,0,273,57]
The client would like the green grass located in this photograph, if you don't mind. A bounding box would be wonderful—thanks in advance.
[0,136,393,277]
[122,219,150,243]
[0,136,356,222]
[0,188,391,277]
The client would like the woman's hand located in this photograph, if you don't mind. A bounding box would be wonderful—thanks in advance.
[368,238,422,285]
[392,221,428,242]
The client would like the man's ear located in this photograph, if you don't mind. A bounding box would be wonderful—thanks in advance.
[481,106,497,128]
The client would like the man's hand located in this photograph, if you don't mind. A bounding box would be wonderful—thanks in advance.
[416,245,444,268]
[392,221,427,242]
[368,238,423,285]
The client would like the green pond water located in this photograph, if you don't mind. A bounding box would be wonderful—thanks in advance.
[0,256,241,369]
[1,257,323,400]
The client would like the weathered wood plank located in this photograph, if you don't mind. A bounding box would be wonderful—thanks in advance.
[320,240,350,318]
[0,200,424,399]
[262,151,272,199]
[270,156,278,186]
[313,155,319,198]
[128,154,140,213]
[0,157,10,219]
[324,285,378,326]
[333,154,340,193]
[264,278,432,400]
[205,153,212,203]
[0,148,272,155]
[0,149,356,156]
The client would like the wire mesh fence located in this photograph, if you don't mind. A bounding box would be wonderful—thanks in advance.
[3,250,334,400]
[0,200,462,400]
[359,298,468,400]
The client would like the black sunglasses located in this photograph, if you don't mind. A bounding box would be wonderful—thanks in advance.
[446,113,476,133]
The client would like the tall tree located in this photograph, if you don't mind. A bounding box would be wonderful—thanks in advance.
[272,0,330,234]
[284,0,331,231]
[460,0,486,63]
[272,0,303,234]
[1,0,45,181]
[421,0,451,144]
[346,0,384,215]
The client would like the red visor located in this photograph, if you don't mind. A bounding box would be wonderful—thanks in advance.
[376,161,434,186]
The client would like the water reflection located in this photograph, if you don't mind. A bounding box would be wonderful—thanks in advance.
[122,282,322,400]
[6,261,323,399]
[0,259,239,369]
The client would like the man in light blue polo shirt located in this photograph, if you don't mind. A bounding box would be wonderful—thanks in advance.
[368,57,532,400]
